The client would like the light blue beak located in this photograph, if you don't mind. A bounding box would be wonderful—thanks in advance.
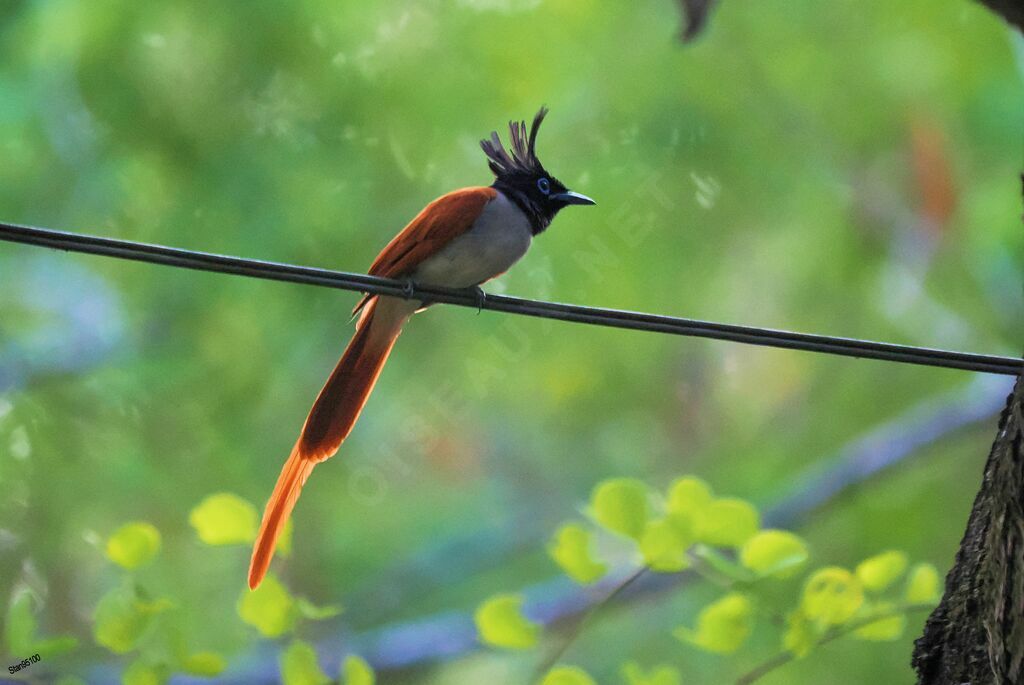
[552,190,596,206]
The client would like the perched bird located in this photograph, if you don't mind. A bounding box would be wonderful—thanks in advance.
[249,108,595,589]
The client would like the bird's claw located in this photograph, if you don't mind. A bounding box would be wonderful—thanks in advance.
[401,278,416,300]
[472,286,486,314]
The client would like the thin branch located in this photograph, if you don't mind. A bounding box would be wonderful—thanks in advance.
[736,603,937,685]
[0,221,1020,376]
[534,567,648,678]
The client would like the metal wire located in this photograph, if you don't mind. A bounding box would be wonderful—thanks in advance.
[1,220,1020,376]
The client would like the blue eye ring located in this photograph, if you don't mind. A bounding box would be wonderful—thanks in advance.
[537,177,550,194]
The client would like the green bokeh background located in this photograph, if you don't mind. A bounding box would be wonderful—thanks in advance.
[0,0,1021,682]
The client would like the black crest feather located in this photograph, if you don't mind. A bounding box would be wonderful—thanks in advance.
[480,107,549,178]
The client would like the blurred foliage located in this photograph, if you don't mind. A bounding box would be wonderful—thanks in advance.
[477,475,940,683]
[0,0,1021,682]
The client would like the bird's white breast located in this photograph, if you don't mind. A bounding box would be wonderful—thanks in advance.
[412,191,533,289]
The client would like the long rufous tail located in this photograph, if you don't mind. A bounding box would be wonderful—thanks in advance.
[248,296,411,589]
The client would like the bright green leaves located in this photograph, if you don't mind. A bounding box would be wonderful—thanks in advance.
[855,551,908,592]
[591,478,650,540]
[4,590,78,658]
[183,652,227,677]
[740,530,809,578]
[666,477,713,521]
[548,523,608,584]
[189,492,292,555]
[639,518,692,572]
[93,515,230,682]
[93,586,172,654]
[905,563,941,604]
[190,493,258,545]
[280,640,329,685]
[621,661,682,685]
[474,593,540,649]
[236,575,339,639]
[76,499,338,685]
[801,567,864,626]
[341,655,375,685]
[778,556,940,659]
[106,522,161,570]
[237,574,298,638]
[538,665,597,685]
[550,476,769,585]
[675,592,753,654]
[235,553,339,685]
[483,472,942,682]
[277,643,374,685]
[667,477,762,548]
[696,498,760,548]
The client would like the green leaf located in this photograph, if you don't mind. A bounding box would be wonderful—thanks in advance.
[190,493,259,546]
[280,640,329,685]
[342,655,375,685]
[538,665,597,685]
[621,660,683,685]
[297,597,342,621]
[782,609,817,658]
[474,593,539,649]
[801,567,864,626]
[695,498,759,547]
[674,592,753,654]
[122,660,168,685]
[4,590,37,654]
[905,563,941,604]
[94,587,171,654]
[548,523,608,584]
[740,530,809,578]
[639,518,692,572]
[665,476,713,520]
[106,522,162,570]
[591,478,650,540]
[853,603,906,641]
[183,651,227,677]
[33,635,79,658]
[855,551,908,592]
[237,574,297,638]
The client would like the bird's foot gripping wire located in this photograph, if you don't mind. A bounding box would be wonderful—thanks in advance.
[471,286,487,314]
[401,278,416,300]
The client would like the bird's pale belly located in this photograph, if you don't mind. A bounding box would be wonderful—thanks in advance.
[412,192,532,289]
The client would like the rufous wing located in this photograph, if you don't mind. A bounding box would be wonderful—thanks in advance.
[352,186,496,316]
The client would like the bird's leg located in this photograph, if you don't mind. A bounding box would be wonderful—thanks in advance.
[471,286,487,314]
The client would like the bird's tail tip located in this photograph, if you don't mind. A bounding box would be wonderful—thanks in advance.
[248,446,315,590]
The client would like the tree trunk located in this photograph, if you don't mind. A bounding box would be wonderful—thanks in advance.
[912,368,1024,682]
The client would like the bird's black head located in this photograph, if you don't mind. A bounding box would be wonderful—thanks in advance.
[481,107,595,235]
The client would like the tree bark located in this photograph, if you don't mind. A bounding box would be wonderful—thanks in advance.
[913,368,1024,683]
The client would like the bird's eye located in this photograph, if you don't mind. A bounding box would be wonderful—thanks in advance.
[537,177,551,194]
